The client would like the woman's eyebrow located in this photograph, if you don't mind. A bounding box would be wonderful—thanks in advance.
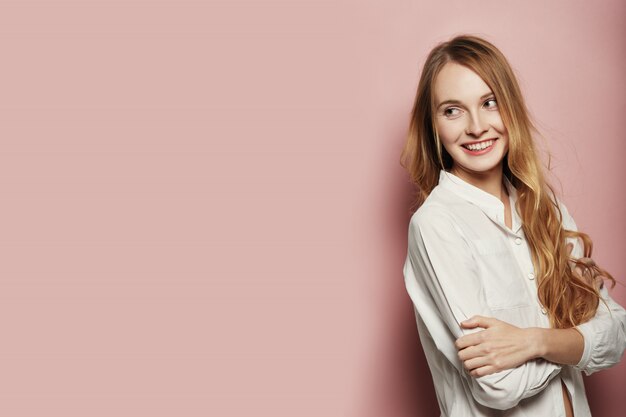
[436,92,494,109]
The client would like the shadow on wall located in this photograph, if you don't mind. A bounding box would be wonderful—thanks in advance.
[362,309,440,417]
[356,251,440,417]
[357,136,441,416]
[584,369,624,417]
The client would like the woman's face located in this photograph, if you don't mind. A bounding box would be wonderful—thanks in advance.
[432,62,509,180]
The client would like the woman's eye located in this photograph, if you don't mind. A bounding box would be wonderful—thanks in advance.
[484,98,498,108]
[443,107,461,117]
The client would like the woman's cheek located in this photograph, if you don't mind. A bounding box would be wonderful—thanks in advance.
[437,123,463,145]
[488,114,507,133]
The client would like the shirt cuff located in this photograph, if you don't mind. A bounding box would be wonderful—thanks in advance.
[573,321,594,375]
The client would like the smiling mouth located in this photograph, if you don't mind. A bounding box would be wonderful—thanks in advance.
[462,138,497,151]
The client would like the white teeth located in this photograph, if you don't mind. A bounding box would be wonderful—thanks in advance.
[464,139,494,151]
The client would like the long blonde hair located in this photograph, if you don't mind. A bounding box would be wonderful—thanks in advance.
[400,34,618,329]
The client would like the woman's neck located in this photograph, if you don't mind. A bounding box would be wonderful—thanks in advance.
[450,165,508,202]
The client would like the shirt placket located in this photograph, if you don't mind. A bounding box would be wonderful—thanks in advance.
[491,204,551,327]
[490,193,568,416]
[513,230,551,325]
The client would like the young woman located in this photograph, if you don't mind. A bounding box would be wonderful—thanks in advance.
[400,34,626,417]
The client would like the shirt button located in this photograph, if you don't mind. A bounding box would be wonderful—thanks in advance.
[528,273,535,280]
[541,308,547,315]
[515,237,522,245]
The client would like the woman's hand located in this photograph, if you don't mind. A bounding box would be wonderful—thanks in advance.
[455,316,541,378]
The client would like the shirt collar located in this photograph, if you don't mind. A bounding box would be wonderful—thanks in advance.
[437,169,522,234]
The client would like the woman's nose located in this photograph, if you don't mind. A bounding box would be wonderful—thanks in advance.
[465,112,488,137]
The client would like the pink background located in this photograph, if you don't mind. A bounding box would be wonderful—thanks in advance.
[0,1,624,416]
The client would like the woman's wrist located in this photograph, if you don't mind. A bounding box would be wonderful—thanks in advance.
[531,327,584,365]
[527,327,548,359]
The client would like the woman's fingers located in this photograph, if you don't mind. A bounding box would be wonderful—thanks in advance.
[455,330,486,350]
[458,344,494,373]
[457,344,481,361]
[462,355,492,373]
[469,365,498,378]
[455,321,534,378]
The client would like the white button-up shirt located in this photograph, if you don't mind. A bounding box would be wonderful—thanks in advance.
[403,169,626,416]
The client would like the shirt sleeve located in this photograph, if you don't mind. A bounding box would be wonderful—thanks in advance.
[404,203,562,410]
[559,201,626,376]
